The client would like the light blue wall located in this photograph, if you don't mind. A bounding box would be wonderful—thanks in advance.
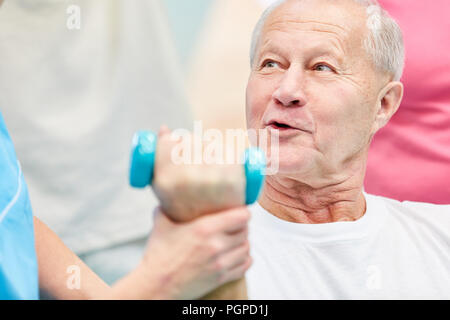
[162,0,213,68]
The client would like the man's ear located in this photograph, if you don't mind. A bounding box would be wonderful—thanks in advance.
[372,81,404,133]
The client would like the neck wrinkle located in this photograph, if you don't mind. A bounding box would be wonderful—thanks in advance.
[259,174,366,224]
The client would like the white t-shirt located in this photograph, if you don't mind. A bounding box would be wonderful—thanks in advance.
[246,192,450,299]
[0,0,192,254]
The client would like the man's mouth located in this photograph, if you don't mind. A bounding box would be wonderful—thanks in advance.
[267,121,297,131]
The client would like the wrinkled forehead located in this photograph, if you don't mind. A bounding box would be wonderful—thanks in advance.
[261,0,368,55]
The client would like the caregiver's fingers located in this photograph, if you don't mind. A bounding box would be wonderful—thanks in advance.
[220,240,251,271]
[215,227,249,253]
[219,254,253,285]
[197,207,251,235]
[208,240,251,285]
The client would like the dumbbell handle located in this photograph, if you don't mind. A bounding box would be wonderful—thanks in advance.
[129,131,265,300]
[130,131,266,204]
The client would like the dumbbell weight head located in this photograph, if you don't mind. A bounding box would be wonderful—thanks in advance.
[129,131,157,188]
[243,147,266,204]
[129,131,266,204]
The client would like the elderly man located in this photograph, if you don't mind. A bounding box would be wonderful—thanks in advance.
[245,0,450,299]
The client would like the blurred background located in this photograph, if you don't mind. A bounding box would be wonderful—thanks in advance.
[164,0,270,131]
[1,0,448,292]
[0,0,274,286]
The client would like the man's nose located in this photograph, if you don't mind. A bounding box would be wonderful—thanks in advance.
[272,68,307,107]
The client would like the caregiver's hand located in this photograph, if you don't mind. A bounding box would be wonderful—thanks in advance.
[106,206,251,300]
[141,207,251,299]
[35,202,251,300]
[36,126,251,300]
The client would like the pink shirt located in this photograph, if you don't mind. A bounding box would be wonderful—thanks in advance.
[365,0,450,204]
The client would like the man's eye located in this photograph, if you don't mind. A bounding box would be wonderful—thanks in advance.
[262,61,279,68]
[314,64,333,72]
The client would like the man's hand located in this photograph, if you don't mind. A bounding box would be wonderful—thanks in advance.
[152,128,246,222]
[139,206,252,299]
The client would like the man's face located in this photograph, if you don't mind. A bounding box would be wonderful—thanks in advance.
[246,0,384,180]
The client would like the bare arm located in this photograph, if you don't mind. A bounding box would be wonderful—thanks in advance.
[35,216,173,299]
[34,206,251,300]
[34,217,110,299]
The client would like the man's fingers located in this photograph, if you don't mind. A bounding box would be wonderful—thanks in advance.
[156,206,250,235]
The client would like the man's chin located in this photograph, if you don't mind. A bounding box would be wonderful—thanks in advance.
[268,153,313,177]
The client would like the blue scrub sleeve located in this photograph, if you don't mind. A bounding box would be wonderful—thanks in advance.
[0,112,39,300]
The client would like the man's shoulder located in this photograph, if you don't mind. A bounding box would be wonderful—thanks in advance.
[370,193,450,216]
[366,192,450,236]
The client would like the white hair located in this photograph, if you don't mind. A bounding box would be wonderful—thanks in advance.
[250,0,405,81]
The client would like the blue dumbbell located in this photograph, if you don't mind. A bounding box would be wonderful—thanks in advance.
[129,130,266,205]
